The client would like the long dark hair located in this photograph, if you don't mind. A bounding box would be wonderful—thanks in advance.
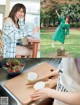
[8,3,26,24]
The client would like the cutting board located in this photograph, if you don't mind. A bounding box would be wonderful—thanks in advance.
[3,62,57,105]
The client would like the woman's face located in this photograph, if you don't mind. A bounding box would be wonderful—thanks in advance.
[15,8,25,19]
[66,17,69,23]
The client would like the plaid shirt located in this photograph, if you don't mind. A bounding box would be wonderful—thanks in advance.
[2,19,28,58]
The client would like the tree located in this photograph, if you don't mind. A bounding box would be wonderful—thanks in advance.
[40,0,80,28]
[61,4,80,23]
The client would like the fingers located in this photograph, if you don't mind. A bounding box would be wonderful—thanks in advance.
[30,88,48,101]
[49,72,54,77]
[31,92,41,98]
[31,93,41,100]
[33,27,40,34]
[31,93,41,97]
[31,90,42,101]
[31,96,41,100]
[55,10,57,12]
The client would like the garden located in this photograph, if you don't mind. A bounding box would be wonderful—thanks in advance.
[40,0,80,57]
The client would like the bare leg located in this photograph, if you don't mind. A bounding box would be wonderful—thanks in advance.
[51,41,55,48]
[16,45,32,57]
[61,43,64,50]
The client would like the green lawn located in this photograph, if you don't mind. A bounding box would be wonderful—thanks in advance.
[40,29,80,57]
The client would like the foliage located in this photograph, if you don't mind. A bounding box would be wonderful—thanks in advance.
[40,0,80,28]
[61,3,80,23]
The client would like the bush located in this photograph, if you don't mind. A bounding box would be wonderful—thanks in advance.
[70,23,80,28]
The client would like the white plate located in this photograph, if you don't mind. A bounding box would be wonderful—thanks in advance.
[27,72,38,82]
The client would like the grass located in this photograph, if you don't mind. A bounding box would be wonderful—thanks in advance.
[40,29,80,57]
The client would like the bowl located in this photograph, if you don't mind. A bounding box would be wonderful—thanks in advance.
[27,72,38,82]
[34,81,45,90]
[2,59,25,76]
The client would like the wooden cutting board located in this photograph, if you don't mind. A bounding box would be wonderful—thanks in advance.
[3,62,57,105]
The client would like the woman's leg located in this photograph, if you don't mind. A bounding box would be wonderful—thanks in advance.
[61,43,64,50]
[16,45,32,57]
[51,40,55,48]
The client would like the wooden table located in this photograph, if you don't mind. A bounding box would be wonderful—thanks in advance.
[3,62,57,105]
[27,37,40,58]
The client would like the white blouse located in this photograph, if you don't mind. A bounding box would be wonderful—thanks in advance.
[53,58,80,105]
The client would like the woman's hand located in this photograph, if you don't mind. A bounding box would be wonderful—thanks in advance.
[55,10,58,13]
[32,26,40,35]
[31,88,52,101]
[55,10,60,17]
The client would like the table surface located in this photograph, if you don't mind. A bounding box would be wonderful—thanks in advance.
[3,62,57,105]
[27,37,40,43]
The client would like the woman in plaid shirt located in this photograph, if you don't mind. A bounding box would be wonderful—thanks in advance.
[2,3,32,58]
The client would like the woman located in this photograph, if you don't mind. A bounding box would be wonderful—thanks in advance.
[2,3,32,58]
[52,10,70,50]
[31,58,80,105]
[0,30,4,56]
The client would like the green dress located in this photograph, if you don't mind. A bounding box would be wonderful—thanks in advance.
[52,16,70,44]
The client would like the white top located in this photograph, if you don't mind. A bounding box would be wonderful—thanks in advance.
[53,58,80,105]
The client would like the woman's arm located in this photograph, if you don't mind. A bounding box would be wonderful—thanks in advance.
[31,88,80,105]
[49,70,59,77]
[32,26,40,35]
[55,10,60,17]
[50,90,80,105]
[55,10,65,22]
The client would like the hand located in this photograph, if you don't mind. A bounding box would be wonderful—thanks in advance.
[32,26,40,34]
[34,27,40,32]
[55,10,58,13]
[55,10,60,17]
[31,88,52,101]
